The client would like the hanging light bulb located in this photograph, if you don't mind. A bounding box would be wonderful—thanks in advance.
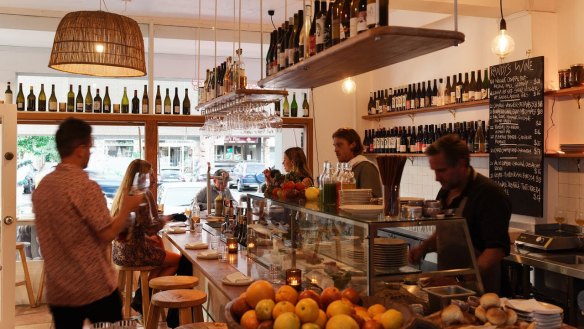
[491,0,515,60]
[342,77,356,94]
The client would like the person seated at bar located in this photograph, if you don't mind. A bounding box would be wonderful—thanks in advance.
[263,147,314,188]
[192,169,233,211]
[332,127,382,197]
[111,160,181,311]
[408,134,511,294]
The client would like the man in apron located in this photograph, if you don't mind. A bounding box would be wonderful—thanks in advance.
[409,134,511,294]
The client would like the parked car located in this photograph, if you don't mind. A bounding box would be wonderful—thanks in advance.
[230,162,266,192]
[157,182,206,215]
[158,168,184,185]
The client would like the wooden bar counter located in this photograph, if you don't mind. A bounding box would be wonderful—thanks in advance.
[163,225,269,322]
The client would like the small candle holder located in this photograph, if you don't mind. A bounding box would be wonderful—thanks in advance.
[227,237,238,254]
[286,268,302,291]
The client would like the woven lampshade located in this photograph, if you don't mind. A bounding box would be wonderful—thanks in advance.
[49,11,146,77]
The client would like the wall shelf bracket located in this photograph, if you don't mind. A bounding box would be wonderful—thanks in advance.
[448,109,457,119]
[407,114,415,123]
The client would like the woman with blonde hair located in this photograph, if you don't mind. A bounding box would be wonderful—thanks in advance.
[111,159,180,281]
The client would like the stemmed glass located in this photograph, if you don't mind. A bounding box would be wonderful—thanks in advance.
[131,172,150,206]
[554,208,566,233]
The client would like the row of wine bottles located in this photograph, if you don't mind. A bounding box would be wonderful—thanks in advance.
[200,51,247,104]
[275,92,310,117]
[367,69,490,114]
[266,0,389,77]
[5,82,192,115]
[363,120,488,154]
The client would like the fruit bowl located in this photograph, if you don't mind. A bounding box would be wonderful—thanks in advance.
[225,300,245,329]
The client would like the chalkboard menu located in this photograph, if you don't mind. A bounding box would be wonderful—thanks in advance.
[489,56,544,217]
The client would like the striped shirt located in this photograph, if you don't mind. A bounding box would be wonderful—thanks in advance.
[32,163,117,306]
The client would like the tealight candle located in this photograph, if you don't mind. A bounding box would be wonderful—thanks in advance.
[227,237,238,254]
[286,269,302,291]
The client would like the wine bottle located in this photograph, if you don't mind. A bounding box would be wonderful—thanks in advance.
[172,87,180,114]
[155,85,162,114]
[350,0,359,38]
[288,14,298,66]
[85,86,93,113]
[142,85,149,114]
[340,0,351,42]
[183,88,190,115]
[357,0,368,33]
[76,85,83,112]
[367,0,378,29]
[475,70,483,100]
[103,87,111,113]
[444,76,451,106]
[295,12,303,63]
[121,87,129,113]
[26,86,36,111]
[431,79,438,107]
[283,95,290,117]
[297,18,305,63]
[283,20,291,67]
[368,92,375,115]
[302,92,309,117]
[132,90,139,114]
[437,78,444,106]
[316,1,327,52]
[38,83,46,111]
[482,68,489,99]
[164,88,171,114]
[450,75,457,104]
[309,3,318,56]
[332,0,341,45]
[455,73,463,103]
[4,82,13,104]
[67,84,74,112]
[291,92,299,117]
[49,84,57,112]
[462,72,469,102]
[93,88,102,113]
[474,119,486,153]
[274,100,281,117]
[469,70,477,101]
[419,82,426,108]
[324,0,334,49]
[425,80,431,107]
[378,0,388,26]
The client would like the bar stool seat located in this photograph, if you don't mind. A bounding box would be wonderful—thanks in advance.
[116,265,157,321]
[176,323,227,329]
[149,275,199,294]
[16,242,36,307]
[145,289,207,329]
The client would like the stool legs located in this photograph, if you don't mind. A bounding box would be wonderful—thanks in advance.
[145,304,160,329]
[35,264,45,306]
[123,271,133,319]
[16,246,36,307]
[140,270,150,322]
[194,305,204,322]
[179,308,193,325]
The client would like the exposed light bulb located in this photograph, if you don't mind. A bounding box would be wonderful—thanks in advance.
[341,77,356,94]
[95,43,105,53]
[491,28,515,60]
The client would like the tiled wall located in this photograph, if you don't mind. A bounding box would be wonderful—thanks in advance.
[399,156,490,201]
[556,158,584,222]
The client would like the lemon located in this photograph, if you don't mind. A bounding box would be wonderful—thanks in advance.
[305,187,320,201]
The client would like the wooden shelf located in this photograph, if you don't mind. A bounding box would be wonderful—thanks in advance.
[258,26,465,89]
[545,152,584,158]
[364,152,489,158]
[361,99,489,120]
[544,85,584,97]
[194,88,288,115]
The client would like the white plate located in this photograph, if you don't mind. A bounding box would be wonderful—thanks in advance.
[166,227,186,234]
[339,204,384,215]
[505,299,564,315]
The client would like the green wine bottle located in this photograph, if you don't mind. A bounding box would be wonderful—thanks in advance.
[121,87,129,113]
[67,84,74,112]
[302,92,309,117]
[48,84,57,112]
[290,92,298,117]
[283,95,289,117]
[182,88,190,115]
[76,85,83,112]
[38,83,46,111]
[164,88,171,114]
[85,86,93,113]
[173,87,180,115]
[155,86,162,114]
[16,83,24,111]
[103,87,111,113]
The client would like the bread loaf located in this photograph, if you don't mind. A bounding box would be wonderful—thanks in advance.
[480,292,501,309]
[486,307,507,326]
[441,304,464,325]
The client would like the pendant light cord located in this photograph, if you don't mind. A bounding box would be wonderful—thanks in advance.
[500,0,503,20]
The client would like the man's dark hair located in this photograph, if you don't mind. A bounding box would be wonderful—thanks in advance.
[332,128,363,155]
[425,134,470,167]
[55,117,92,159]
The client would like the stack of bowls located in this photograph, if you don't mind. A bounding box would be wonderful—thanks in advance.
[423,200,442,218]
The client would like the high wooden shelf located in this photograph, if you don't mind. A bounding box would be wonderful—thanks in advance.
[545,152,584,158]
[361,99,489,120]
[258,26,465,89]
[544,85,584,97]
[194,88,288,115]
[364,152,489,158]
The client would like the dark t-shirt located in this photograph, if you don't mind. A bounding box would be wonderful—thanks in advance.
[436,168,512,255]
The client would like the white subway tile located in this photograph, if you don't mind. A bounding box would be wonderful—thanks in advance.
[559,172,570,184]
[569,184,580,198]
[559,183,569,197]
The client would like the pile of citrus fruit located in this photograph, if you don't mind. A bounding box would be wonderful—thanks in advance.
[230,280,404,329]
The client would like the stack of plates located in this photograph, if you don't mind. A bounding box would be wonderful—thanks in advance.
[343,246,366,265]
[373,238,408,274]
[560,144,584,153]
[505,299,563,329]
[339,189,372,205]
[339,204,384,217]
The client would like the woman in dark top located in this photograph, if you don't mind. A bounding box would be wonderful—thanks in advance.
[264,147,314,187]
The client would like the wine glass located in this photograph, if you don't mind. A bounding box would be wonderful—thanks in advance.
[131,172,150,206]
[554,208,566,233]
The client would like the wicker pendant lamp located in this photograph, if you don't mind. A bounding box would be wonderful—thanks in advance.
[49,10,146,77]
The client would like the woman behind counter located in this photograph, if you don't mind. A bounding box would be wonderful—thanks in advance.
[111,159,180,280]
[264,147,314,188]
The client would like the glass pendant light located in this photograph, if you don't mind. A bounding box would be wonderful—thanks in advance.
[491,0,515,60]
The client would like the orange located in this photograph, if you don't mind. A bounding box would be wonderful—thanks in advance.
[326,300,354,318]
[273,301,296,319]
[301,323,320,329]
[355,308,371,322]
[240,310,260,329]
[314,309,327,329]
[379,309,403,329]
[295,298,320,323]
[273,311,301,329]
[276,285,299,304]
[367,304,387,318]
[246,280,275,308]
[256,299,276,321]
[325,314,359,329]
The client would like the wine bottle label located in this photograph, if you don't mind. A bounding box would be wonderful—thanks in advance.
[455,86,461,99]
[358,11,368,32]
[481,88,488,99]
[49,101,57,111]
[76,103,83,110]
[316,18,325,44]
[350,18,358,38]
[155,105,162,113]
[93,101,100,110]
[450,92,456,104]
[174,106,180,113]
[420,98,425,108]
[462,92,469,102]
[469,90,475,101]
[367,3,378,27]
[288,49,295,65]
[369,106,376,114]
[17,102,24,109]
[142,103,149,113]
[104,105,111,112]
[431,96,437,107]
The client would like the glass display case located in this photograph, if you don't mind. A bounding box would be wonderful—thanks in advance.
[245,195,484,297]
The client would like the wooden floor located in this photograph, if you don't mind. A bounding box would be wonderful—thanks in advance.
[16,304,170,329]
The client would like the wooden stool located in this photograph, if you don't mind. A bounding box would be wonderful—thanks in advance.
[175,323,227,329]
[145,289,207,329]
[149,275,199,294]
[16,242,36,307]
[116,265,156,321]
[36,262,45,306]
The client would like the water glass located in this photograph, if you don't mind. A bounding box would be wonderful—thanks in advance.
[269,263,283,284]
[219,244,228,262]
[194,223,203,234]
[210,235,219,249]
